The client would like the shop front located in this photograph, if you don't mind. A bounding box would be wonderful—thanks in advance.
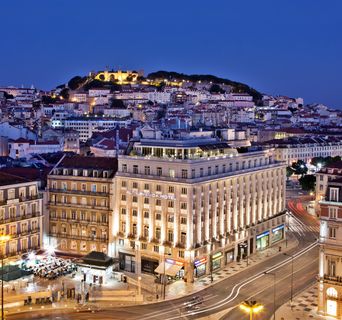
[194,257,207,277]
[141,257,159,274]
[225,249,235,264]
[271,224,285,244]
[211,252,223,271]
[119,252,135,273]
[256,231,270,251]
[154,258,184,280]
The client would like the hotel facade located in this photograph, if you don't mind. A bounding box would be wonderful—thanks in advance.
[113,138,287,282]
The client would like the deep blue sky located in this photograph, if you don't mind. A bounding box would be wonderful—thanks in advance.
[1,0,341,108]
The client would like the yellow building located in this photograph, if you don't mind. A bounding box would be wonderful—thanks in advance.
[48,156,117,255]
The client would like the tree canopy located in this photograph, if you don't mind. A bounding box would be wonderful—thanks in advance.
[291,160,308,176]
[68,76,87,90]
[299,175,316,191]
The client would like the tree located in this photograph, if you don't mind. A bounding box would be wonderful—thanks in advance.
[299,175,316,191]
[60,88,69,100]
[209,84,225,94]
[286,166,295,179]
[110,99,125,109]
[68,76,86,90]
[291,160,308,176]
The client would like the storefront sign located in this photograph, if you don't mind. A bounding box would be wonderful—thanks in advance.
[127,190,175,200]
[166,258,183,266]
[272,224,284,233]
[194,257,207,267]
[256,230,270,240]
[212,252,223,261]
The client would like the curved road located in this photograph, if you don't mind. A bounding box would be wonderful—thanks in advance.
[8,196,319,320]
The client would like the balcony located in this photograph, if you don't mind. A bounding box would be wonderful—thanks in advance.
[49,232,108,243]
[0,212,43,224]
[48,188,110,197]
[8,228,41,239]
[323,274,342,285]
[49,202,110,211]
[49,216,108,225]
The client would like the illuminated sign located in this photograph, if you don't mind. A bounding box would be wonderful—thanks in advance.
[194,257,207,267]
[166,258,183,266]
[272,224,284,233]
[212,252,223,260]
[127,190,175,200]
[256,231,270,240]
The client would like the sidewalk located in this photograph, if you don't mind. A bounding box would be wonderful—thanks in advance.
[275,284,324,320]
[127,233,299,302]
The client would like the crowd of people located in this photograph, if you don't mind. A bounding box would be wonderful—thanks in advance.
[23,256,77,280]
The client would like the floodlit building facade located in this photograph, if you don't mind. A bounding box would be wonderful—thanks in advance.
[113,137,287,282]
[48,156,117,255]
[0,172,43,259]
[318,178,342,318]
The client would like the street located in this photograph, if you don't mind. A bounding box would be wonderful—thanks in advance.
[8,196,319,320]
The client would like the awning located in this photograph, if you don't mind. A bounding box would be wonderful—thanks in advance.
[154,262,183,277]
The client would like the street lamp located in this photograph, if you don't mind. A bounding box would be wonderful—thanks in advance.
[239,300,263,320]
[283,253,294,304]
[264,271,276,320]
[0,235,11,320]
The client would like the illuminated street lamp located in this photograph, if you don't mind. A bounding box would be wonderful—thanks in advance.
[0,235,11,320]
[239,300,263,320]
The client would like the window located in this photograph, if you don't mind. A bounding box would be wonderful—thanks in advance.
[181,169,188,179]
[328,260,337,277]
[181,187,187,195]
[121,181,127,187]
[144,184,149,190]
[132,196,138,203]
[168,186,174,193]
[215,165,219,174]
[144,198,149,204]
[168,230,174,242]
[141,243,147,250]
[121,194,126,201]
[121,208,126,215]
[133,165,138,174]
[144,211,149,218]
[320,175,324,181]
[71,211,76,220]
[208,167,211,175]
[156,185,162,192]
[181,232,186,244]
[327,287,338,298]
[156,213,161,220]
[191,169,196,178]
[330,188,339,202]
[118,239,124,246]
[169,169,175,178]
[132,224,137,235]
[329,227,337,239]
[143,225,149,237]
[200,168,204,177]
[223,164,226,173]
[154,245,159,253]
[157,167,163,176]
[168,215,174,222]
[121,221,126,233]
[156,227,161,239]
[91,184,97,192]
[156,199,161,206]
[132,209,137,217]
[133,182,138,189]
[144,166,150,175]
[329,207,338,219]
[181,217,187,224]
[178,250,184,258]
[180,203,187,210]
[168,201,174,208]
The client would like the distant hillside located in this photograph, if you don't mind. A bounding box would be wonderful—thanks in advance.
[147,70,262,103]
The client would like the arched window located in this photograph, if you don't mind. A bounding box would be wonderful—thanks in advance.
[327,287,338,298]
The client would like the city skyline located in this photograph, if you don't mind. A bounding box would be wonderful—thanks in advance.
[1,0,342,108]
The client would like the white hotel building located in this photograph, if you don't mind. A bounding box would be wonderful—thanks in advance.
[113,137,287,282]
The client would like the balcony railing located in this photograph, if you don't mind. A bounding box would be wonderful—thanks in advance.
[49,216,108,225]
[49,232,108,243]
[48,188,110,197]
[7,228,41,239]
[323,274,342,285]
[49,202,110,211]
[0,212,43,224]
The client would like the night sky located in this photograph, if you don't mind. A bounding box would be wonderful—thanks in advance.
[1,0,341,108]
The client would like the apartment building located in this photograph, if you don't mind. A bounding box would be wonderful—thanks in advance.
[113,137,287,282]
[316,162,342,215]
[0,172,43,259]
[318,178,342,318]
[261,136,342,165]
[47,156,117,255]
